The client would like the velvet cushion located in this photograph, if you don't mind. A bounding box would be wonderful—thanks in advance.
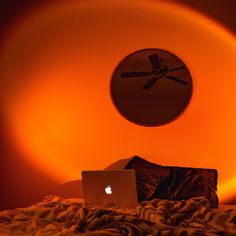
[124,156,218,208]
[124,156,169,202]
[152,166,218,208]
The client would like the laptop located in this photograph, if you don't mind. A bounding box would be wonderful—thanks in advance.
[82,170,138,208]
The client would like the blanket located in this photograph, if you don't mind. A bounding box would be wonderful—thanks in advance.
[0,196,235,235]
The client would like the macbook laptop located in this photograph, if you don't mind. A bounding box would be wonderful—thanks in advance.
[82,170,138,208]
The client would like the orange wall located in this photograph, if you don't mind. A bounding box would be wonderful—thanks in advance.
[1,0,236,205]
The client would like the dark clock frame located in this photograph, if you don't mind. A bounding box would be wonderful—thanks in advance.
[110,48,193,127]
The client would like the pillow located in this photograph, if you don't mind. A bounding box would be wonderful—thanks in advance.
[152,166,218,208]
[124,156,169,202]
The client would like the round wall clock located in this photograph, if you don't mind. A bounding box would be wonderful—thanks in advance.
[110,48,193,126]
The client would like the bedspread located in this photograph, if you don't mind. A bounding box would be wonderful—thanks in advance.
[0,196,235,235]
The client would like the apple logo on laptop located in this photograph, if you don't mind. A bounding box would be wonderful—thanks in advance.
[105,185,112,195]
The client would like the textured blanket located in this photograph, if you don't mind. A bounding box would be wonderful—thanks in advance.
[0,196,235,235]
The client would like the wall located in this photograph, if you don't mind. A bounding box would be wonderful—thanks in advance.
[1,0,236,209]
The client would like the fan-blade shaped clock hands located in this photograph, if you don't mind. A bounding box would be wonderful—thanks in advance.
[168,65,186,73]
[120,71,151,78]
[120,54,188,89]
[165,75,189,85]
[142,76,162,90]
[143,75,188,90]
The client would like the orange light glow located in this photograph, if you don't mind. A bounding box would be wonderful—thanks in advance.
[1,0,236,203]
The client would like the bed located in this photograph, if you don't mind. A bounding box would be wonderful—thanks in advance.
[0,195,236,235]
[0,156,235,235]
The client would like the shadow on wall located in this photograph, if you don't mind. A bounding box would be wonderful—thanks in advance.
[51,158,131,199]
[0,114,58,210]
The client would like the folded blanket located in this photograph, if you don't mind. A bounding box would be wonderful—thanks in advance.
[0,196,235,236]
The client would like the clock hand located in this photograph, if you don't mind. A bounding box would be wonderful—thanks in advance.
[165,75,189,84]
[120,71,151,78]
[142,76,163,90]
[168,65,186,73]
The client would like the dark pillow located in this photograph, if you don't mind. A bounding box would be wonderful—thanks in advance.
[124,156,169,202]
[152,166,218,208]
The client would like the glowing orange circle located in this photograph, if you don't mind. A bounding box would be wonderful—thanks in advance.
[1,0,236,203]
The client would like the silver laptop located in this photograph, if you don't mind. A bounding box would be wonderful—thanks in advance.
[82,170,138,208]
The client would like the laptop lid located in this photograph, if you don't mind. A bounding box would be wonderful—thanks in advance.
[82,170,138,208]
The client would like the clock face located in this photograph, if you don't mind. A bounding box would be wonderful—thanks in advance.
[110,48,193,126]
